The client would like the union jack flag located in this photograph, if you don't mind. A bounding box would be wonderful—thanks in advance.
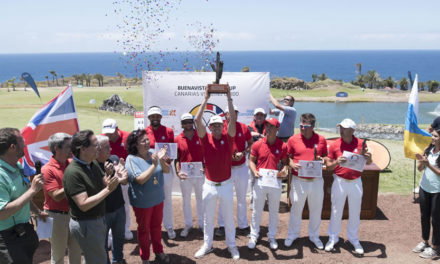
[21,85,79,176]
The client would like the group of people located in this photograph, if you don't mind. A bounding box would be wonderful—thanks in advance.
[0,88,438,263]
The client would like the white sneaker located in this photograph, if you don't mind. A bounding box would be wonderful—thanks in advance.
[248,237,257,249]
[167,228,176,239]
[180,226,192,238]
[413,241,429,253]
[194,245,213,259]
[311,238,324,250]
[284,237,297,247]
[228,246,240,260]
[269,238,278,250]
[351,241,364,255]
[419,247,439,259]
[325,240,336,252]
[125,230,133,240]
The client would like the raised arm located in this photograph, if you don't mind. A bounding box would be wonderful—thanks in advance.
[195,90,209,139]
[270,93,284,111]
[226,88,236,137]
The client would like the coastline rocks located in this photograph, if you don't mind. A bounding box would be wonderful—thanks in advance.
[355,124,404,140]
[99,94,137,115]
[270,77,309,90]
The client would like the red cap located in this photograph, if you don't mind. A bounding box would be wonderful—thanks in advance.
[266,118,280,128]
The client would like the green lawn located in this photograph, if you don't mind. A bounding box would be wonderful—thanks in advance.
[0,86,423,195]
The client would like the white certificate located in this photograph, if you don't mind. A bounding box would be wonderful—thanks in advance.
[341,151,366,172]
[258,168,281,189]
[180,162,204,178]
[154,143,177,159]
[36,217,53,240]
[298,160,323,178]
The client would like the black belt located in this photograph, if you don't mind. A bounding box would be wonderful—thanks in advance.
[71,215,103,221]
[47,209,69,215]
[0,223,31,234]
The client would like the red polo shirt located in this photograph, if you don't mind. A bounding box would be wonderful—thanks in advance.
[42,157,70,212]
[175,130,204,162]
[146,125,174,148]
[201,132,234,182]
[251,137,287,171]
[223,121,252,166]
[328,136,363,180]
[287,132,327,178]
[103,129,129,159]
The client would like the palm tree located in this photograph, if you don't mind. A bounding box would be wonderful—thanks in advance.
[418,81,425,91]
[399,77,409,90]
[354,74,366,88]
[116,72,124,86]
[383,76,395,88]
[365,70,381,89]
[61,75,65,86]
[80,74,86,86]
[49,71,58,86]
[72,74,80,85]
[9,77,16,91]
[84,74,92,87]
[20,76,27,91]
[4,81,9,92]
[318,73,327,81]
[355,63,362,76]
[311,74,318,82]
[93,73,104,86]
[241,66,250,72]
[45,75,50,87]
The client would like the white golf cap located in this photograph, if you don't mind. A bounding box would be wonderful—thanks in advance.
[224,105,239,113]
[253,108,266,115]
[337,118,356,129]
[147,107,162,117]
[209,115,223,125]
[102,118,117,134]
[181,113,193,121]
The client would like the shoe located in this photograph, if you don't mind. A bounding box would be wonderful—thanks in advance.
[228,246,240,260]
[311,238,324,250]
[214,226,225,237]
[166,228,176,239]
[195,245,213,259]
[238,226,250,236]
[413,241,429,253]
[351,241,364,255]
[248,237,257,249]
[180,226,192,238]
[419,247,439,259]
[325,240,336,252]
[284,237,297,247]
[269,238,278,250]
[125,230,133,240]
[155,253,170,264]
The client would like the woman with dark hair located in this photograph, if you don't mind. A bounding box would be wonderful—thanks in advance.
[414,128,440,259]
[125,129,170,264]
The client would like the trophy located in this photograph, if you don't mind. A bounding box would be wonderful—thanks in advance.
[207,52,230,93]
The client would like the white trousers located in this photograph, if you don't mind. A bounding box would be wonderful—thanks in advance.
[163,171,174,229]
[250,184,281,240]
[286,177,324,241]
[202,179,236,248]
[218,164,249,228]
[179,177,204,227]
[121,184,131,232]
[328,175,363,244]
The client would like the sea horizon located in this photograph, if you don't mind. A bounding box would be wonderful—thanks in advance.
[1,50,440,83]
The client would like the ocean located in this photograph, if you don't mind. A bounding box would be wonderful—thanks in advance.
[1,50,440,84]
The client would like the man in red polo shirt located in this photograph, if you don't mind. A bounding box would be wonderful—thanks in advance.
[249,108,267,142]
[248,118,288,250]
[216,105,253,237]
[175,113,204,238]
[284,113,327,250]
[42,133,81,264]
[145,106,176,239]
[194,89,240,260]
[324,118,372,254]
[102,118,133,240]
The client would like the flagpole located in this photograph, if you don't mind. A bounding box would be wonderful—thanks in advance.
[413,160,416,201]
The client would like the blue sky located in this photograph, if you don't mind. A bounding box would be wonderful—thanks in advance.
[1,0,440,53]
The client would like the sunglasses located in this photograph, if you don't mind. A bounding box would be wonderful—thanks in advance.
[284,98,292,101]
[182,120,194,125]
[300,124,312,129]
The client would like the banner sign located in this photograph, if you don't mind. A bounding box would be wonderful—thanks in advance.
[142,71,270,134]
